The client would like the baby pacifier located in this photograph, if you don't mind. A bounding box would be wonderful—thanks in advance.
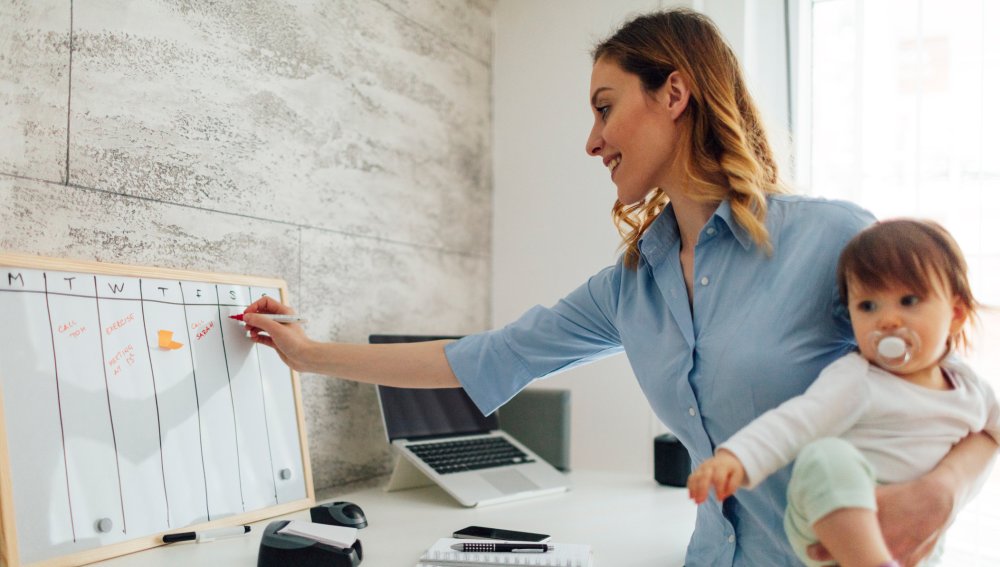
[867,328,921,370]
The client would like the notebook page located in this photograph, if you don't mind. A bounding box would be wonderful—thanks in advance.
[416,537,592,567]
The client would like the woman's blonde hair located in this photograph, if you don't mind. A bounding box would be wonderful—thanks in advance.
[593,9,788,269]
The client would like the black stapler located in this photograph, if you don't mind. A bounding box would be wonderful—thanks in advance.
[256,520,363,567]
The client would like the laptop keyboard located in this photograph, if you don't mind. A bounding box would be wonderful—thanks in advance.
[407,436,536,475]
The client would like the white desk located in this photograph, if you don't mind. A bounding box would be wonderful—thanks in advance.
[94,470,696,566]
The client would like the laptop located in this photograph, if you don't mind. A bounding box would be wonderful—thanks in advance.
[370,334,569,507]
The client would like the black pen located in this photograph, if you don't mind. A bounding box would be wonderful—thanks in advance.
[450,542,554,553]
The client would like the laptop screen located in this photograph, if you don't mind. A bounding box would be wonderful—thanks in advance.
[369,334,499,441]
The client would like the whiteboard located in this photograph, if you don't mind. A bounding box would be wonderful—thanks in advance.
[0,253,314,566]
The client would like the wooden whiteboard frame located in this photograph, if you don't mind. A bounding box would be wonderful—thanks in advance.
[0,252,315,567]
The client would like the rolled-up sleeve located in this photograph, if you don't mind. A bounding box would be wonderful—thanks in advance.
[445,266,624,416]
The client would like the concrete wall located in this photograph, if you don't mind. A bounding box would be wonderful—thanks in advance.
[0,0,495,492]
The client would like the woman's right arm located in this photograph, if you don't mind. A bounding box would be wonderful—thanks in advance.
[241,296,460,389]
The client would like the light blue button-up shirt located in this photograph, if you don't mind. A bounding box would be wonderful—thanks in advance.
[445,194,875,566]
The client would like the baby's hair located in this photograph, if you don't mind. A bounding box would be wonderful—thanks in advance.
[836,219,979,351]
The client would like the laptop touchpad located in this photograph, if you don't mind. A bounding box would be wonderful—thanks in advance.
[482,469,539,494]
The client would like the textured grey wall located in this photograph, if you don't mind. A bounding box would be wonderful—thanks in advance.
[0,0,494,491]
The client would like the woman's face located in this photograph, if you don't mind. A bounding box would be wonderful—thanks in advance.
[585,57,684,205]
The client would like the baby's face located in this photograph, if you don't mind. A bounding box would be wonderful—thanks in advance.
[846,279,964,377]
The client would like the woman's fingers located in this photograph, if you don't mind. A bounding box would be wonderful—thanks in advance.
[245,295,293,315]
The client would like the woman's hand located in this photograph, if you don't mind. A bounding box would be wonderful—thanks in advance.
[687,449,745,503]
[241,296,318,373]
[807,431,998,566]
[805,476,947,566]
[874,478,949,565]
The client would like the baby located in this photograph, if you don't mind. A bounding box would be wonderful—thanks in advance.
[687,219,1000,567]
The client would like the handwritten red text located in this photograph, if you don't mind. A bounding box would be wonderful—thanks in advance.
[58,321,87,338]
[196,321,214,341]
[105,313,136,336]
[107,344,137,376]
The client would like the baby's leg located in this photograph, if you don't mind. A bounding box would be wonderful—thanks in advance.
[813,508,894,567]
[784,438,894,567]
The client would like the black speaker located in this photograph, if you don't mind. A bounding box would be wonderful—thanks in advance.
[654,433,691,487]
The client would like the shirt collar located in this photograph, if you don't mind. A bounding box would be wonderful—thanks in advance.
[713,199,754,251]
[638,198,755,265]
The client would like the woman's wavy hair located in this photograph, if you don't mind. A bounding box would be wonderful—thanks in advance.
[593,9,788,269]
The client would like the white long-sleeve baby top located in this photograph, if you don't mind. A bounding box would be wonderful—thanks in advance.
[720,352,1000,488]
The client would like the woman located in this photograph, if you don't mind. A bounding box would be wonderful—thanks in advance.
[242,9,996,566]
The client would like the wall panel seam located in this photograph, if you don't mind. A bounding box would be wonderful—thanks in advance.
[0,173,489,260]
[371,0,491,66]
[64,0,75,186]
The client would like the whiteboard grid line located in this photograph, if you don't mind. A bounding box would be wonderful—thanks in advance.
[253,340,280,504]
[42,272,78,543]
[214,287,247,512]
[178,283,213,522]
[0,286,251,307]
[92,275,129,534]
[138,282,172,528]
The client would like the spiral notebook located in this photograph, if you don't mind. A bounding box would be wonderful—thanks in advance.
[416,537,593,567]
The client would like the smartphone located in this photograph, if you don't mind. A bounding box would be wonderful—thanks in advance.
[452,525,551,543]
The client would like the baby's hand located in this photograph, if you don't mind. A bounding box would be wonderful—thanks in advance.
[687,449,746,504]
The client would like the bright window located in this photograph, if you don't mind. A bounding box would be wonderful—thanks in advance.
[799,1,1000,564]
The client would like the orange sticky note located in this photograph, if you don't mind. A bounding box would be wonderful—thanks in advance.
[157,330,183,350]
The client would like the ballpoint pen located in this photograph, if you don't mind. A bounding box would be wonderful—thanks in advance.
[450,542,554,553]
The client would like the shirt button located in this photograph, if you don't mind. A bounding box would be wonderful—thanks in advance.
[728,534,735,543]
[700,276,710,286]
[688,407,696,416]
[706,227,717,236]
